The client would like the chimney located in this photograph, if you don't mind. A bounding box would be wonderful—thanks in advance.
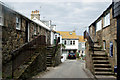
[31,10,40,20]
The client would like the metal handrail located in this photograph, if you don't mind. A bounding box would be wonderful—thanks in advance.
[84,30,94,52]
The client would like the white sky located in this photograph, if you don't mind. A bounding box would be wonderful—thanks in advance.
[0,0,112,35]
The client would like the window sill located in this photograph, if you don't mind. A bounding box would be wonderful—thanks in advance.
[103,25,110,29]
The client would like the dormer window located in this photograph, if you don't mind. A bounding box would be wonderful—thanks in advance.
[16,17,21,30]
[69,32,72,35]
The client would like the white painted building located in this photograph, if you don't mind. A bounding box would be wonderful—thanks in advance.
[57,31,79,62]
[77,36,86,57]
[31,10,57,45]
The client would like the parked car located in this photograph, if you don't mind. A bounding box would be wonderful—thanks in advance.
[68,53,76,59]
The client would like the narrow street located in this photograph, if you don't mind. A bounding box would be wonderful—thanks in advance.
[35,60,92,78]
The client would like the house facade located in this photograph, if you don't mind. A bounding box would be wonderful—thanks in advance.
[0,3,53,78]
[57,31,79,62]
[84,4,117,77]
[77,36,85,56]
[57,31,79,54]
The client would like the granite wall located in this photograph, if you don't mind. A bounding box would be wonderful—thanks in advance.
[88,6,117,72]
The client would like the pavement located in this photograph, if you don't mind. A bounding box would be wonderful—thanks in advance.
[33,59,95,79]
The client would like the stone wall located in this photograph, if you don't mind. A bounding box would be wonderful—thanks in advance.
[53,44,62,67]
[19,46,47,79]
[85,42,94,75]
[0,26,2,78]
[88,6,117,72]
[1,4,51,79]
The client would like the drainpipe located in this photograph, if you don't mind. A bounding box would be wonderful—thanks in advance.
[117,17,120,79]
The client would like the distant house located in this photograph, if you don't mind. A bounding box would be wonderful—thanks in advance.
[57,31,79,62]
[77,36,85,56]
[31,10,57,45]
[57,31,79,54]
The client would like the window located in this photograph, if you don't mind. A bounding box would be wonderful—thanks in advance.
[62,40,64,44]
[64,40,66,45]
[70,41,72,45]
[69,32,72,35]
[96,20,102,32]
[55,35,57,39]
[103,40,106,50]
[34,26,37,35]
[16,17,21,30]
[66,40,69,45]
[104,13,110,27]
[73,41,75,45]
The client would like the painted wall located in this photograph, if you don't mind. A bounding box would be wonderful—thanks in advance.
[63,39,79,50]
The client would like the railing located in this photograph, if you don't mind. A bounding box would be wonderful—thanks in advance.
[84,30,94,52]
[3,35,46,78]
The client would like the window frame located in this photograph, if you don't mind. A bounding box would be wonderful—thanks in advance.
[103,12,110,28]
[73,41,75,45]
[16,16,21,30]
[70,40,72,45]
[96,19,102,32]
[34,25,37,35]
[64,40,66,45]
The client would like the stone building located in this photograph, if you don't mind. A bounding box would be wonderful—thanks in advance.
[0,3,51,62]
[84,4,117,77]
[0,2,54,79]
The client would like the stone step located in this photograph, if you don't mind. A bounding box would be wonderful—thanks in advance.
[47,55,53,57]
[13,53,39,78]
[92,57,108,60]
[93,60,109,64]
[95,71,114,75]
[95,75,116,79]
[47,57,52,58]
[46,64,52,67]
[47,59,52,62]
[94,64,111,68]
[93,60,109,62]
[94,45,101,48]
[95,68,112,72]
[47,62,52,64]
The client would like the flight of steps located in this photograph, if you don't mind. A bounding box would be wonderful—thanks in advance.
[13,44,40,79]
[46,46,54,67]
[92,42,115,78]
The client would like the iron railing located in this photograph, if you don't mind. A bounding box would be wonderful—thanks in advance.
[84,30,94,52]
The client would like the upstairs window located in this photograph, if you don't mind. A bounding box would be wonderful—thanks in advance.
[16,17,21,30]
[96,20,102,32]
[70,41,72,45]
[64,40,66,45]
[103,13,110,27]
[73,41,75,45]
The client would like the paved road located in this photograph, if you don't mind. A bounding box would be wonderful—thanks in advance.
[39,60,90,78]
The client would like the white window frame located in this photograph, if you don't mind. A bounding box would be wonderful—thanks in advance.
[34,26,37,35]
[16,17,21,30]
[73,40,75,45]
[96,19,102,32]
[103,12,110,27]
[70,40,72,45]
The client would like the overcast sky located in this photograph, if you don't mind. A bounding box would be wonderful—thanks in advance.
[0,0,112,35]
